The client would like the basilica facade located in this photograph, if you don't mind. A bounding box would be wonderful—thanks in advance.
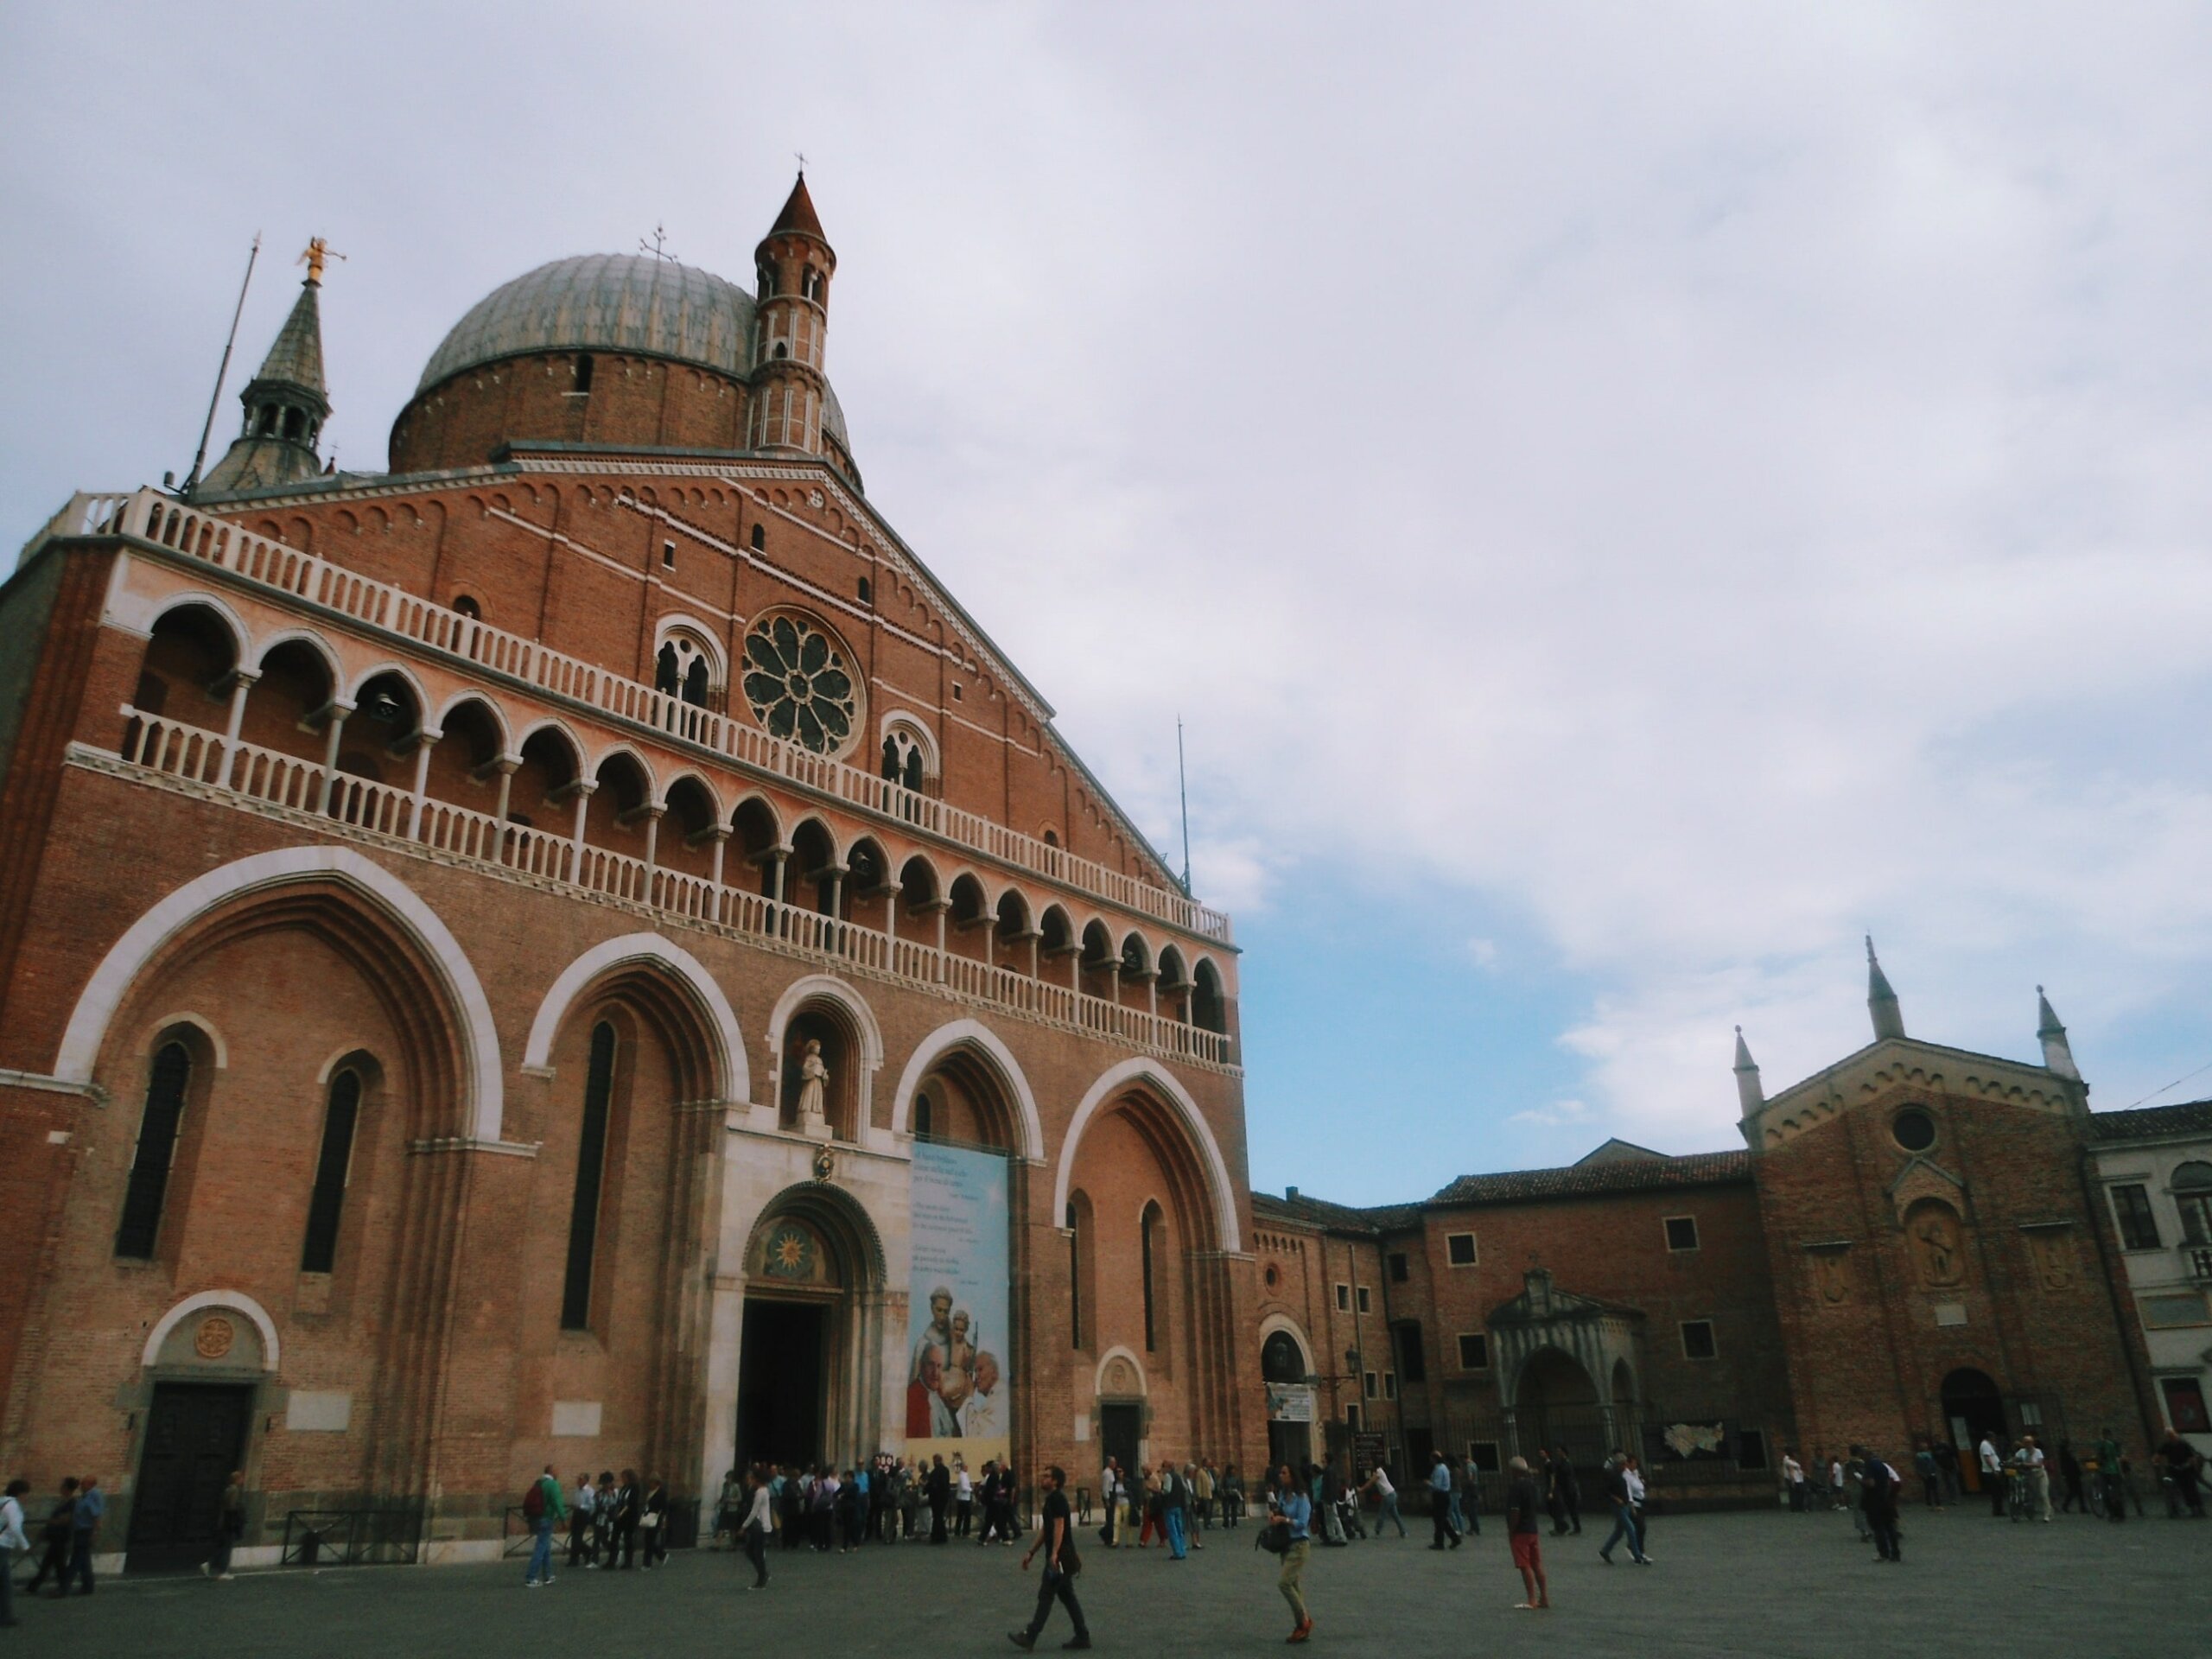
[0,178,1258,1570]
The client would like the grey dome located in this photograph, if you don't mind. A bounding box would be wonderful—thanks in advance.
[417,253,758,391]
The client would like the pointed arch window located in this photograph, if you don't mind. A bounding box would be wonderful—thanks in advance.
[300,1066,363,1273]
[116,1040,191,1260]
[1141,1200,1163,1353]
[561,1021,617,1331]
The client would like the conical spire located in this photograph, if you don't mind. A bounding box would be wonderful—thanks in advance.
[2037,985,2082,1082]
[253,279,326,400]
[1866,935,1904,1040]
[1733,1025,1765,1116]
[195,246,335,498]
[769,171,827,242]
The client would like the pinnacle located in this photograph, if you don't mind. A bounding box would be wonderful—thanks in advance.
[769,171,827,243]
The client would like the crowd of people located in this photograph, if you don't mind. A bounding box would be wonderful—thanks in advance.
[1777,1423,2206,1544]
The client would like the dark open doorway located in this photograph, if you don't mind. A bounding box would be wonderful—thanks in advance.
[128,1382,252,1573]
[737,1300,826,1469]
[1942,1367,2006,1492]
[1100,1402,1141,1484]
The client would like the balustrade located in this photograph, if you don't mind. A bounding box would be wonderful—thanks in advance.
[42,488,1231,944]
[104,707,1234,1069]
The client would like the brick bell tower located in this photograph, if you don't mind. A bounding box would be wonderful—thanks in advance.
[749,172,836,455]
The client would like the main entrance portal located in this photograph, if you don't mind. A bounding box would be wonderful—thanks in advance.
[737,1300,827,1468]
[128,1382,253,1573]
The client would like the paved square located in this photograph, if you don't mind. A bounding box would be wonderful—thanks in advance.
[10,1506,2209,1657]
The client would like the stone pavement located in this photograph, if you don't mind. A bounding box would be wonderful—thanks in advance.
[7,1505,2209,1657]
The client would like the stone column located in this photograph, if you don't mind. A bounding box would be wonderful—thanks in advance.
[405,732,439,839]
[217,667,259,788]
[315,701,354,815]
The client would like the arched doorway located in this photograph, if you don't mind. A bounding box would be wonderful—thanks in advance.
[1513,1345,1601,1465]
[734,1185,885,1472]
[1941,1367,2006,1491]
[1262,1329,1313,1473]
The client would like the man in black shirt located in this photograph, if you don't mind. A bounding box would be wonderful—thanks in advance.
[1505,1457,1549,1611]
[928,1455,951,1543]
[1009,1465,1089,1651]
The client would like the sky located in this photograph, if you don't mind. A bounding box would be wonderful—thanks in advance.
[4,4,2210,1205]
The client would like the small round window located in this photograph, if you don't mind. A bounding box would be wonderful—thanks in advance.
[1892,1107,1936,1153]
[1264,1264,1281,1289]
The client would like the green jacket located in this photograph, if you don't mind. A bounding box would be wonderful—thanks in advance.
[534,1474,569,1522]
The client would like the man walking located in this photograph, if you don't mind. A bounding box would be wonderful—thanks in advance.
[23,1476,73,1595]
[1504,1456,1549,1611]
[66,1476,103,1595]
[2158,1427,2205,1516]
[1553,1447,1582,1535]
[1782,1449,1807,1513]
[1268,1464,1314,1643]
[1861,1449,1903,1563]
[1428,1452,1459,1548]
[1597,1453,1649,1564]
[523,1464,565,1587]
[1364,1462,1406,1536]
[1979,1433,2005,1517]
[1008,1466,1090,1652]
[2092,1429,2126,1522]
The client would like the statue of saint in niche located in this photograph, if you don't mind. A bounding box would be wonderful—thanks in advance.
[795,1038,831,1140]
[1812,1250,1852,1306]
[1911,1205,1966,1288]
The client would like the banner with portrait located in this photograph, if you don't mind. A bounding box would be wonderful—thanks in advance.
[906,1141,1011,1471]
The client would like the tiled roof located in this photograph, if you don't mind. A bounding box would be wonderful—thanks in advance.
[769,173,828,242]
[253,280,325,397]
[2085,1098,2212,1144]
[1251,1190,1385,1235]
[1431,1149,1750,1207]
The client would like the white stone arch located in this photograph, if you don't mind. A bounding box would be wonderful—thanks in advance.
[765,972,884,1122]
[876,708,939,782]
[522,931,749,1102]
[54,846,504,1139]
[1095,1344,1148,1397]
[126,588,252,665]
[344,658,432,714]
[141,1288,282,1373]
[1259,1313,1317,1376]
[1052,1058,1241,1252]
[888,1018,1046,1161]
[143,1010,228,1070]
[656,766,726,821]
[249,626,346,695]
[653,611,728,687]
[430,687,512,752]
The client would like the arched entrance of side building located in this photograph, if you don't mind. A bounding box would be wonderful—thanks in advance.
[1262,1328,1314,1473]
[734,1184,887,1473]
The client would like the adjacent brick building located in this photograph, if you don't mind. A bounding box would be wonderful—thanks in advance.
[1252,950,2175,1508]
[0,177,1262,1571]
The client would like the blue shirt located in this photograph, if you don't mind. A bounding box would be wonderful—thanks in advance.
[74,1488,105,1532]
[1430,1464,1451,1493]
[1276,1491,1311,1541]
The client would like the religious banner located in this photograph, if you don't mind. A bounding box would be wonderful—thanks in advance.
[906,1142,1011,1471]
[1267,1382,1315,1423]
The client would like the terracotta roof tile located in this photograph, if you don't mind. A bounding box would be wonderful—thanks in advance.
[2085,1098,2212,1142]
[1431,1149,1750,1206]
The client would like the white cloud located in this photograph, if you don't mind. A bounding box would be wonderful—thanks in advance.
[1509,1098,1592,1129]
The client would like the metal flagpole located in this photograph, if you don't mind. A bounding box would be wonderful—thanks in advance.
[182,232,262,499]
[1177,716,1192,895]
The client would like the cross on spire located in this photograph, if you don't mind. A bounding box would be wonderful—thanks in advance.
[639,224,678,263]
[795,150,806,174]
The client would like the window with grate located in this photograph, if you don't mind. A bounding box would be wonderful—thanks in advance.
[561,1022,617,1331]
[1664,1216,1700,1252]
[1457,1332,1490,1370]
[115,1040,191,1259]
[1446,1232,1477,1267]
[1680,1319,1718,1360]
[299,1067,362,1273]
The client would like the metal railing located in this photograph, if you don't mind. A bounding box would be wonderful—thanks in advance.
[105,709,1237,1070]
[41,488,1232,944]
[280,1507,423,1567]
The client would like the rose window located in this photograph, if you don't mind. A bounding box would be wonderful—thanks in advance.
[742,614,857,753]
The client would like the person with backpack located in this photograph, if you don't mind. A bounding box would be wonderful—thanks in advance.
[522,1464,566,1587]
